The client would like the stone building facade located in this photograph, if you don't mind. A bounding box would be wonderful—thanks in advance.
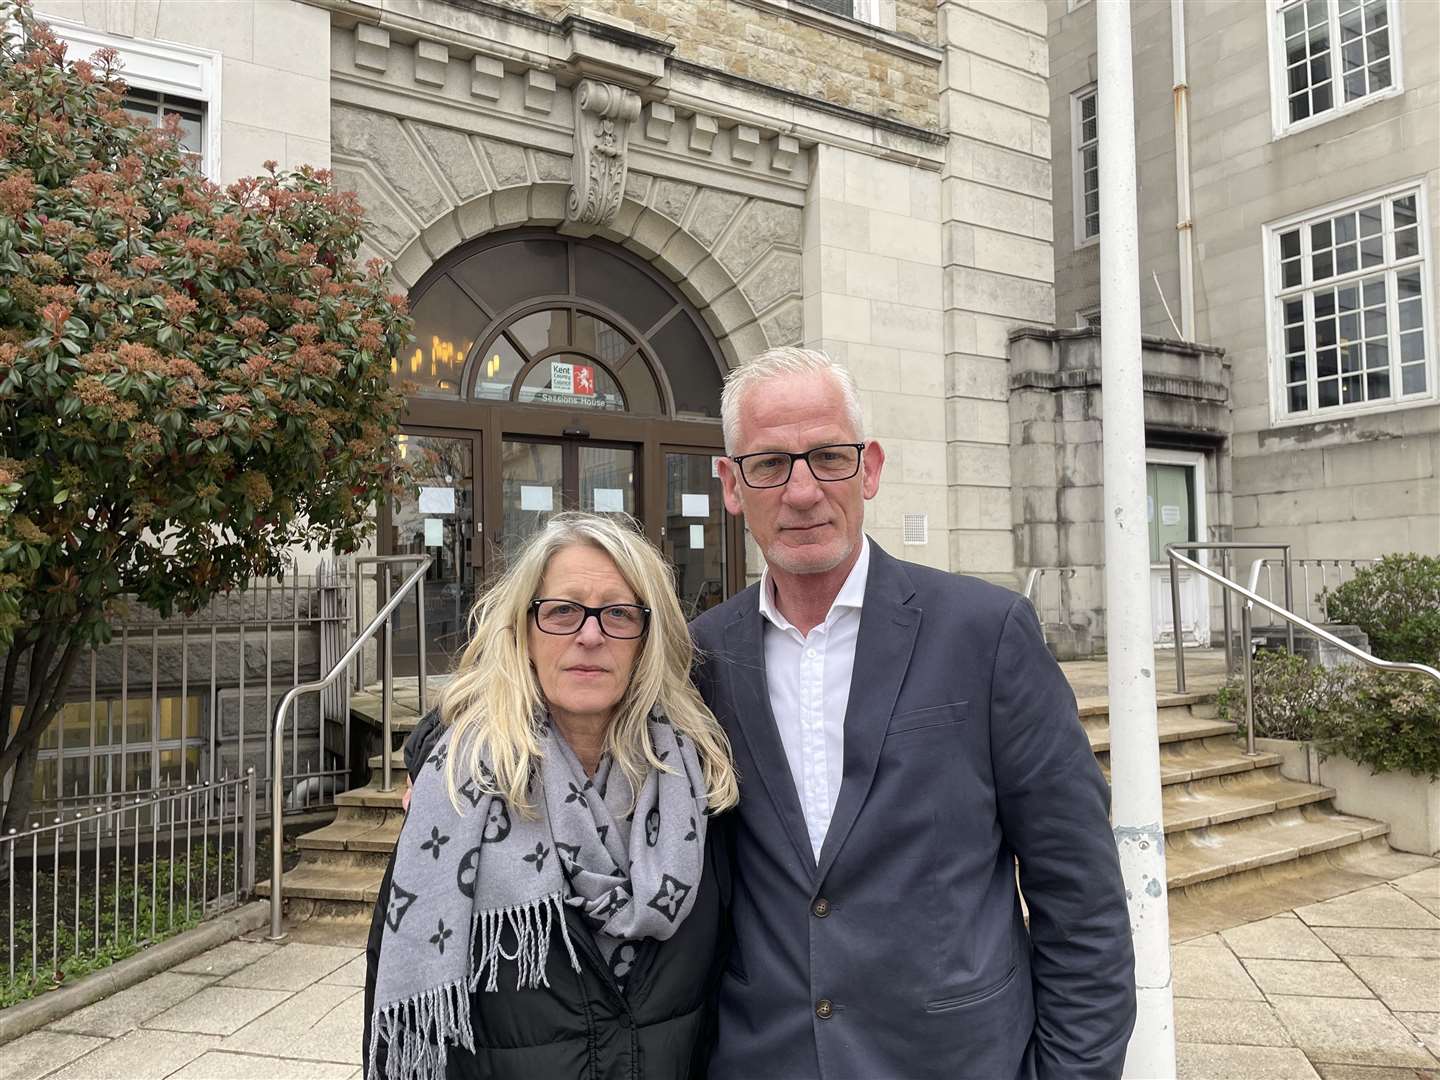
[1048,0,1439,579]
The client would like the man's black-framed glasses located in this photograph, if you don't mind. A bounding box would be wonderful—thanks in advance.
[529,599,651,639]
[729,443,865,489]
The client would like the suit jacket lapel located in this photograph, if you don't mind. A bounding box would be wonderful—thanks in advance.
[815,546,920,883]
[722,600,818,876]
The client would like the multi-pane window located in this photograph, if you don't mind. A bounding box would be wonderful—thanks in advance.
[1073,88,1099,244]
[1275,0,1398,131]
[1271,188,1430,419]
[122,87,205,167]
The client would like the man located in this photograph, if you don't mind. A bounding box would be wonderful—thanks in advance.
[690,347,1136,1080]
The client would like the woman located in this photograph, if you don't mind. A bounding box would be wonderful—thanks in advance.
[364,512,738,1080]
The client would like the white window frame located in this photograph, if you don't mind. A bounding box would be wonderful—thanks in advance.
[43,16,221,179]
[1071,86,1099,250]
[1265,0,1405,141]
[1262,178,1436,427]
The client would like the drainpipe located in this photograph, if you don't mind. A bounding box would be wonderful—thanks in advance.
[1097,1,1178,1077]
[1172,0,1195,341]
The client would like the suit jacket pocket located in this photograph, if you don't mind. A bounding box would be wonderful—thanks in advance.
[887,701,970,736]
[924,962,1018,1013]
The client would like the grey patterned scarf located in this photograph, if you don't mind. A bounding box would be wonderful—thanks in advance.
[368,708,708,1080]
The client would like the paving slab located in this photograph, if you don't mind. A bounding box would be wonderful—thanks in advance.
[172,939,281,978]
[223,982,358,1056]
[1222,915,1339,961]
[281,988,365,1064]
[220,942,360,991]
[1395,1012,1440,1059]
[44,971,217,1038]
[3,1030,108,1080]
[1391,868,1439,901]
[166,1050,357,1079]
[319,953,368,987]
[1313,927,1440,959]
[1174,998,1293,1047]
[44,1029,220,1080]
[1346,956,1440,1014]
[1243,958,1376,999]
[144,985,293,1036]
[1296,886,1440,931]
[1270,996,1438,1068]
[1173,944,1266,1001]
[1177,1042,1322,1079]
[1313,1065,1440,1079]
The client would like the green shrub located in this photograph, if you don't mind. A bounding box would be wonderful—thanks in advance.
[1312,669,1440,780]
[1321,554,1440,665]
[1216,650,1355,741]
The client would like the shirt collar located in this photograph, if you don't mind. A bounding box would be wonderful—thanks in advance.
[759,536,871,634]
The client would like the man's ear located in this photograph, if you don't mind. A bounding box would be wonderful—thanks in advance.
[860,440,885,500]
[718,457,745,516]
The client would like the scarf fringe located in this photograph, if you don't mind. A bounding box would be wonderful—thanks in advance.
[370,893,580,1080]
[368,977,473,1080]
[470,890,580,992]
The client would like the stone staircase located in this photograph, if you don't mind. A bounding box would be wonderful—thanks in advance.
[268,683,1428,936]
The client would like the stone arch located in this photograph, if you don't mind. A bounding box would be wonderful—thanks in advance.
[329,105,802,373]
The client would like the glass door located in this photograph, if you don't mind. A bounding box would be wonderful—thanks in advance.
[662,449,729,618]
[387,430,480,677]
[495,437,640,570]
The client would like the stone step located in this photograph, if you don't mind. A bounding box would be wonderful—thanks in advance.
[1159,770,1334,835]
[1084,707,1235,754]
[297,811,403,854]
[261,861,384,906]
[368,747,407,771]
[1100,737,1284,787]
[1164,804,1390,890]
[334,778,406,812]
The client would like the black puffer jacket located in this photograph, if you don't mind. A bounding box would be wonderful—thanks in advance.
[363,712,730,1080]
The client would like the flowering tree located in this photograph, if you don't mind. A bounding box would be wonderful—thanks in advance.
[0,0,412,830]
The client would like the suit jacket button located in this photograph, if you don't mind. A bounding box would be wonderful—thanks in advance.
[812,898,831,918]
[816,998,834,1020]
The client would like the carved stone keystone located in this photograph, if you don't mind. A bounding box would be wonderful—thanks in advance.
[568,78,641,226]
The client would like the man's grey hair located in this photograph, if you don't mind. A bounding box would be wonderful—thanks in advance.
[720,347,865,453]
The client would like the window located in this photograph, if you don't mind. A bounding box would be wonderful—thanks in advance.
[43,17,220,177]
[1072,88,1099,246]
[1270,0,1401,136]
[1267,184,1432,422]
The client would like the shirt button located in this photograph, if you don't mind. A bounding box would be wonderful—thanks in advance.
[816,998,834,1020]
[806,648,817,658]
[812,898,831,918]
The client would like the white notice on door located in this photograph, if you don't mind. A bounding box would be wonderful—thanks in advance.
[520,485,554,512]
[689,524,705,550]
[418,486,456,514]
[1160,505,1182,527]
[593,488,625,513]
[423,518,444,547]
[681,493,709,518]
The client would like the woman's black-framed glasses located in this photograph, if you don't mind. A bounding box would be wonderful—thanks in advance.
[729,443,865,489]
[529,599,651,639]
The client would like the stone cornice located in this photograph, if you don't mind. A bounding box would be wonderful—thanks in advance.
[1009,368,1230,404]
[1007,325,1229,361]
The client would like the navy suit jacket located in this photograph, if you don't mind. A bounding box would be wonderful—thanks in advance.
[690,542,1136,1080]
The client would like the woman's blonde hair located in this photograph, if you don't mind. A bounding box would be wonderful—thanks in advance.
[439,511,738,816]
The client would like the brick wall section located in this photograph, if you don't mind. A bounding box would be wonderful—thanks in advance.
[939,0,1054,582]
[505,0,940,128]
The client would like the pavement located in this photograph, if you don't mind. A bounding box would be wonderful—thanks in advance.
[5,867,1436,1079]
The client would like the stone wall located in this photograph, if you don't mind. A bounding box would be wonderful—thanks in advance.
[503,0,941,129]
[803,144,948,568]
[1046,0,1440,563]
[34,0,332,185]
[940,0,1055,583]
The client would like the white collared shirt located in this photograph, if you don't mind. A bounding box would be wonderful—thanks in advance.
[758,538,871,860]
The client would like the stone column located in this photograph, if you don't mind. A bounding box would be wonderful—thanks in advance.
[938,0,1055,584]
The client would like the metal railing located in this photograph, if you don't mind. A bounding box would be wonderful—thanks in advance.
[1168,543,1295,689]
[1166,545,1440,755]
[3,559,353,822]
[1022,567,1077,626]
[3,770,256,991]
[269,554,431,940]
[1247,557,1376,625]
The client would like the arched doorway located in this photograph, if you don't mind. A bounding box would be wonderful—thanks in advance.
[384,231,742,676]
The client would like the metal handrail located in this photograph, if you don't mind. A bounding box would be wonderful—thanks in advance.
[1246,557,1375,624]
[1168,542,1294,688]
[1166,545,1440,756]
[1022,566,1077,600]
[269,554,432,940]
[353,554,429,719]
